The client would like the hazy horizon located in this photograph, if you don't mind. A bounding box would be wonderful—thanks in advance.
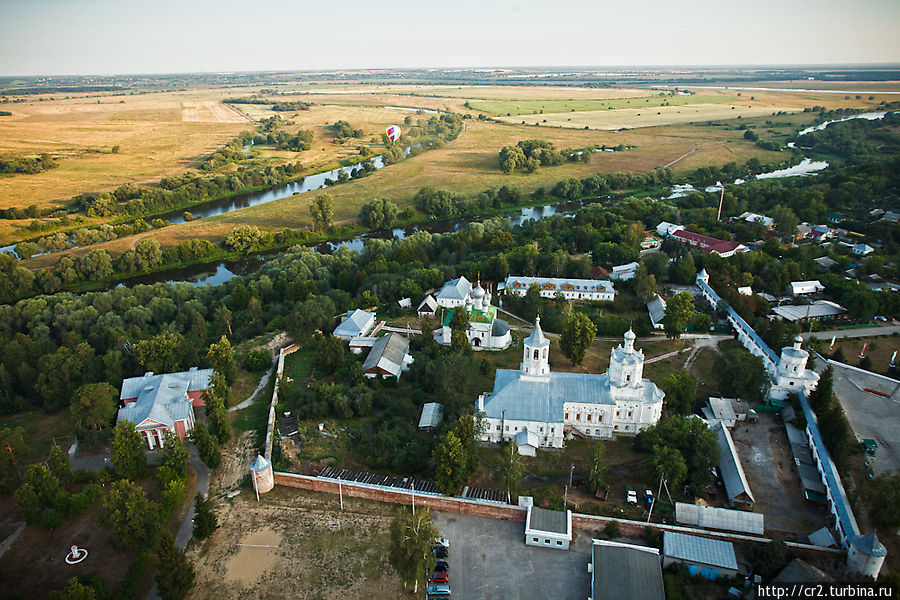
[1,0,899,77]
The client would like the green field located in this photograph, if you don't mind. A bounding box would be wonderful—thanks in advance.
[469,94,729,116]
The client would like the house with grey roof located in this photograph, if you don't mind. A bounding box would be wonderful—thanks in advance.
[416,294,438,317]
[590,540,665,600]
[515,428,540,457]
[663,531,739,579]
[477,320,664,449]
[646,294,666,330]
[772,300,847,323]
[117,367,213,449]
[434,276,472,308]
[362,333,413,380]
[524,506,572,550]
[503,275,614,302]
[715,421,755,507]
[333,308,376,340]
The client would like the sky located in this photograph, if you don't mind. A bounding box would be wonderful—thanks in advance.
[1,0,899,76]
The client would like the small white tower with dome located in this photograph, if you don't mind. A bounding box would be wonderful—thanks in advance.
[608,329,644,389]
[521,317,550,380]
[770,335,820,400]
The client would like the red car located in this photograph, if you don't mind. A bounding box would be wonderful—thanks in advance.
[430,571,449,584]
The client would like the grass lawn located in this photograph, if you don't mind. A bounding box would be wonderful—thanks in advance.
[0,410,74,464]
[470,94,727,116]
[824,335,900,374]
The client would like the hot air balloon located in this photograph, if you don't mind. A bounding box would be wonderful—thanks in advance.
[385,125,401,144]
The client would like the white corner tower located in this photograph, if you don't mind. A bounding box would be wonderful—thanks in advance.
[249,453,274,496]
[848,532,886,578]
[521,317,550,380]
[770,335,820,400]
[608,329,644,388]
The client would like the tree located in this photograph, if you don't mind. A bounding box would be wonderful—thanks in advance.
[715,349,767,401]
[190,424,221,469]
[15,464,69,529]
[132,331,188,374]
[313,334,345,375]
[664,292,694,340]
[634,416,719,495]
[808,366,834,413]
[449,308,471,351]
[660,370,697,415]
[669,253,696,285]
[623,222,644,251]
[360,198,399,229]
[389,508,438,593]
[747,539,788,580]
[192,492,218,540]
[420,316,436,350]
[495,441,524,500]
[773,205,799,239]
[206,335,236,386]
[48,444,72,485]
[158,430,188,481]
[0,426,28,493]
[634,268,658,300]
[203,373,232,444]
[560,312,597,366]
[156,530,195,600]
[432,430,469,495]
[309,193,334,231]
[49,578,100,600]
[586,441,609,494]
[865,471,900,529]
[111,421,147,480]
[650,445,688,489]
[70,382,117,432]
[102,479,159,549]
[223,225,263,253]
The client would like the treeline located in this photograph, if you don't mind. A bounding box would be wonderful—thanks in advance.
[797,112,900,164]
[498,139,589,173]
[0,153,57,175]
[224,96,312,110]
[272,101,312,111]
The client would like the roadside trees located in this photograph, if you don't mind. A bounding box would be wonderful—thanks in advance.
[156,530,195,600]
[102,479,159,549]
[663,292,694,340]
[192,493,218,540]
[206,335,237,386]
[70,382,118,432]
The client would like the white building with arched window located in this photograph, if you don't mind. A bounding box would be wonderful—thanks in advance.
[476,319,664,451]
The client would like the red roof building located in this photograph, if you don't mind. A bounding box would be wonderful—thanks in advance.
[671,230,748,258]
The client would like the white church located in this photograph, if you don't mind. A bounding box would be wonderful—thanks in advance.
[476,319,664,451]
[436,280,512,350]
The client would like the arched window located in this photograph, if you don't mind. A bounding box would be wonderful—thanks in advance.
[533,350,539,360]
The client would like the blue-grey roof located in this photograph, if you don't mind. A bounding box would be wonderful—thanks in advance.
[851,532,886,557]
[363,333,410,377]
[249,454,271,472]
[716,422,755,504]
[664,531,738,571]
[528,507,569,534]
[119,368,213,400]
[647,295,666,326]
[697,276,779,365]
[117,372,200,429]
[592,541,665,600]
[504,275,614,294]
[435,276,471,301]
[492,318,510,337]
[516,428,539,448]
[524,319,549,348]
[334,308,375,337]
[483,368,663,422]
[418,403,444,429]
[799,392,860,542]
[675,502,764,535]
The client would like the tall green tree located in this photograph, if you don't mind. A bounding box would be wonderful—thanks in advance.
[101,479,160,549]
[432,430,469,495]
[865,471,900,529]
[111,421,147,480]
[0,426,28,493]
[192,493,218,540]
[70,382,118,432]
[313,334,345,375]
[15,464,69,529]
[49,578,100,600]
[359,198,399,229]
[156,530,195,600]
[715,349,767,401]
[663,292,694,340]
[309,193,335,231]
[773,205,799,239]
[206,335,236,386]
[560,311,596,366]
[495,441,524,500]
[48,444,72,485]
[586,441,609,494]
[132,331,189,374]
[650,445,688,489]
[389,508,438,593]
[190,424,221,469]
[158,430,188,481]
[660,370,697,415]
[449,308,471,351]
[204,372,232,443]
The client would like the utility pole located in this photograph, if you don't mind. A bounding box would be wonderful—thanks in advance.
[716,187,725,222]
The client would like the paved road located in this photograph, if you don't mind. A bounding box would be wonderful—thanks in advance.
[229,364,275,412]
[802,325,900,341]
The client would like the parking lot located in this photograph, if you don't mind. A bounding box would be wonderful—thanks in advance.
[823,359,900,476]
[431,511,592,600]
[730,413,827,537]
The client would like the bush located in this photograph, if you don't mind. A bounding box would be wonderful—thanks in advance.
[603,520,620,539]
[243,349,271,372]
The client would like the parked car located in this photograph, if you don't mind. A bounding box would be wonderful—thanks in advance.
[434,560,450,573]
[626,488,638,505]
[426,583,451,598]
[430,571,449,584]
[433,536,451,548]
[432,545,449,559]
[644,489,654,507]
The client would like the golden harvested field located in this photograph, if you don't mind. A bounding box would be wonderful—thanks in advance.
[21,116,785,268]
[0,90,251,209]
[498,102,801,130]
